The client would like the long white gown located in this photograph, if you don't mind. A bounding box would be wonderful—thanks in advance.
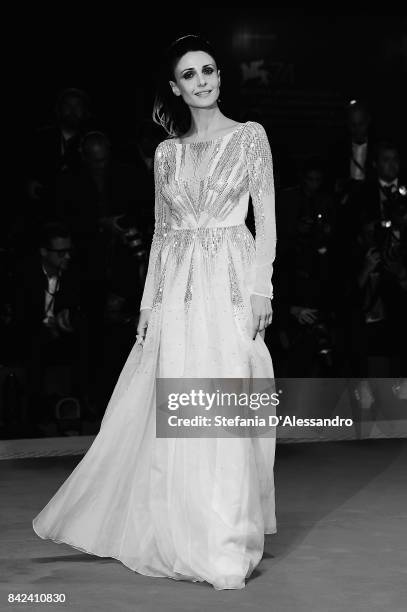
[32,120,278,591]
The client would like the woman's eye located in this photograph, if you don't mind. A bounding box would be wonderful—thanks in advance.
[183,67,214,79]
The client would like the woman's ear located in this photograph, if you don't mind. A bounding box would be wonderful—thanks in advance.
[169,80,181,97]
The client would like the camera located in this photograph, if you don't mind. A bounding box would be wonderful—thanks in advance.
[381,185,407,228]
[311,318,333,357]
[113,215,148,258]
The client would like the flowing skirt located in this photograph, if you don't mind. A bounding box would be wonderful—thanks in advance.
[33,223,277,590]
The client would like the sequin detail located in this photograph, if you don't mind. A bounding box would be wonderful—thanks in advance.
[140,121,276,310]
[228,251,245,315]
[149,225,254,315]
[184,255,194,314]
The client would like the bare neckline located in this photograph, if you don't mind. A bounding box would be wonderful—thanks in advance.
[172,122,247,146]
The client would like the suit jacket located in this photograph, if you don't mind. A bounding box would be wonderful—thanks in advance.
[328,136,376,187]
[357,176,407,224]
[24,121,98,222]
[343,233,407,376]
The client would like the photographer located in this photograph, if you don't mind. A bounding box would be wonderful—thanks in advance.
[350,185,407,377]
[334,140,407,376]
[358,141,405,224]
[12,223,89,428]
[55,130,150,309]
[275,158,338,376]
[329,100,376,198]
[23,88,93,227]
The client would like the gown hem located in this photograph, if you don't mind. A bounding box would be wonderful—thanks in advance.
[32,520,263,590]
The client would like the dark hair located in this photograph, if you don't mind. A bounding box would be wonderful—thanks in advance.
[374,140,400,159]
[152,34,220,138]
[39,222,71,249]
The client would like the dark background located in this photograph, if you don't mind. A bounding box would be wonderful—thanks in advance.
[3,11,407,437]
[15,12,407,167]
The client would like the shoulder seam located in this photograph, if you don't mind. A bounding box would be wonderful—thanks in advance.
[155,140,168,156]
[242,120,265,139]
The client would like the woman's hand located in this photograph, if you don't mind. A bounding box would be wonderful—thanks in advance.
[136,309,151,344]
[251,295,272,340]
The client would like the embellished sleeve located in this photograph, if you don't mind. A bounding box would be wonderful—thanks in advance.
[139,142,169,311]
[244,121,277,300]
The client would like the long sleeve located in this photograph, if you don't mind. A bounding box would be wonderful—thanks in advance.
[244,121,277,299]
[139,142,169,311]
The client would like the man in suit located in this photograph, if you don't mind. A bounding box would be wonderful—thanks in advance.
[13,222,89,426]
[24,88,93,224]
[330,100,376,193]
[274,158,338,375]
[329,103,377,327]
[358,140,405,225]
[345,141,407,376]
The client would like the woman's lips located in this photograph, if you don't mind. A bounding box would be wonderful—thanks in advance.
[195,90,212,96]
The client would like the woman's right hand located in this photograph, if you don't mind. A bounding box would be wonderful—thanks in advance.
[136,309,151,344]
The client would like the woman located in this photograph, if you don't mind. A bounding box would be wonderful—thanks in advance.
[33,34,277,591]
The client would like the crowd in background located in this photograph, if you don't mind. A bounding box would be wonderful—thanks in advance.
[272,102,407,381]
[1,89,406,437]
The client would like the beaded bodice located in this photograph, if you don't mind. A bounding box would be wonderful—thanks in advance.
[140,121,276,310]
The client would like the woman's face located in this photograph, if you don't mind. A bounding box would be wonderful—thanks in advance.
[169,50,220,109]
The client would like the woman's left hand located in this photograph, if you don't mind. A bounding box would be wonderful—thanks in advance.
[251,295,272,340]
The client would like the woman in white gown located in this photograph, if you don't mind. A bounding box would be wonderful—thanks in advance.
[32,34,277,591]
